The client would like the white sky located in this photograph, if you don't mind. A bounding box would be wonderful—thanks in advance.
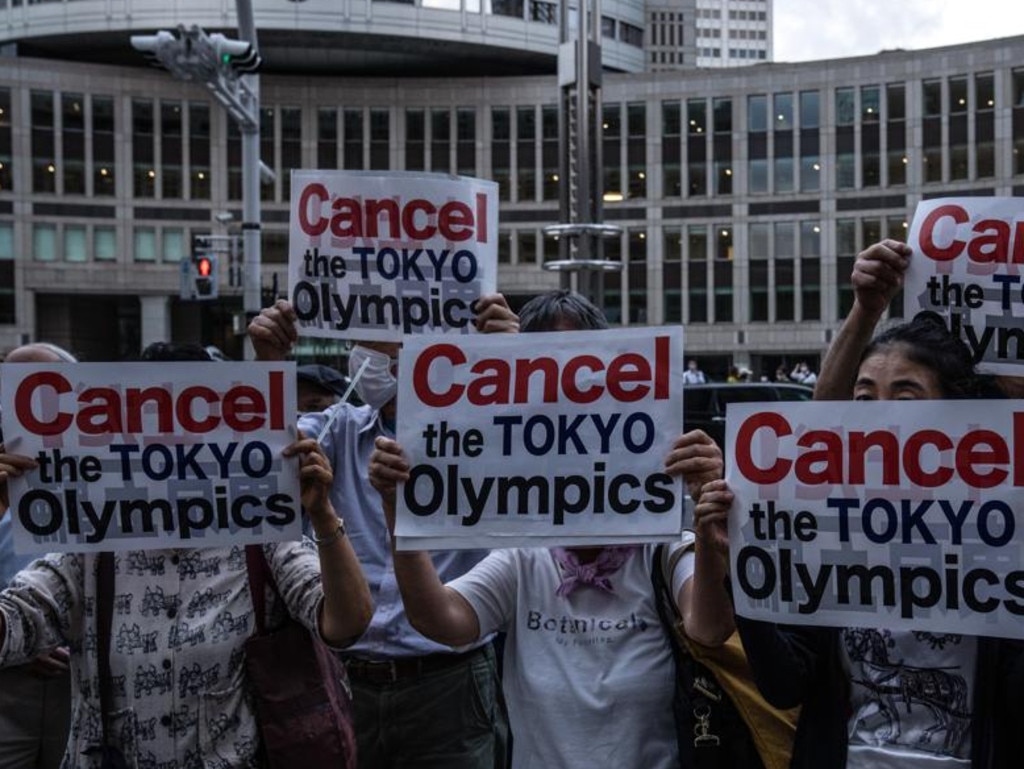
[773,0,1024,63]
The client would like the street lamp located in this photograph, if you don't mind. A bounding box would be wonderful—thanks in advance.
[131,0,264,359]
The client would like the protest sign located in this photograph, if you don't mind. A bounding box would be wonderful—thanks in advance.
[289,171,498,342]
[726,400,1024,640]
[394,327,685,550]
[0,362,302,553]
[904,196,1024,374]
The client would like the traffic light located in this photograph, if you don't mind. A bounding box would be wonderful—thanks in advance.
[192,253,219,299]
[210,34,262,74]
[130,31,178,68]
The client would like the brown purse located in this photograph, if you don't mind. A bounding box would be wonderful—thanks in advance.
[244,545,357,769]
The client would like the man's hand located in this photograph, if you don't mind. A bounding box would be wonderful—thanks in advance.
[664,430,723,504]
[247,299,299,361]
[851,239,911,319]
[474,293,520,334]
[368,437,411,536]
[283,433,336,528]
[29,647,70,678]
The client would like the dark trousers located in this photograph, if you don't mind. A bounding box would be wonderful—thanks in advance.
[349,645,508,769]
[0,664,71,769]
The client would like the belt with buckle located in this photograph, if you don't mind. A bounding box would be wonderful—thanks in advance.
[344,646,484,685]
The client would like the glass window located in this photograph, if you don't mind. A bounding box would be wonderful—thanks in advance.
[517,106,537,202]
[370,109,390,171]
[344,109,364,170]
[835,88,855,126]
[541,105,558,201]
[92,95,115,197]
[491,107,510,200]
[861,86,880,122]
[949,77,968,113]
[132,99,156,198]
[318,108,338,169]
[406,109,425,171]
[430,108,450,174]
[162,228,185,263]
[713,225,733,322]
[134,228,157,262]
[64,225,87,262]
[33,224,57,262]
[0,222,13,324]
[773,92,793,130]
[687,225,708,323]
[189,102,211,200]
[31,91,56,193]
[923,80,942,116]
[62,94,86,195]
[94,227,117,261]
[799,90,819,129]
[456,107,475,177]
[747,95,767,133]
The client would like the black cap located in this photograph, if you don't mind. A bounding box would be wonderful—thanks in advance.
[296,364,349,397]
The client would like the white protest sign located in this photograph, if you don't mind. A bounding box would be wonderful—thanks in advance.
[904,196,1024,374]
[289,171,498,342]
[726,400,1024,640]
[394,327,685,550]
[0,362,302,553]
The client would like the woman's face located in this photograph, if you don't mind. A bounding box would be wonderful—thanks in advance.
[854,346,944,401]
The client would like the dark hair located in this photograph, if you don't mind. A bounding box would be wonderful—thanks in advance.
[860,312,983,399]
[518,290,609,333]
[140,342,213,362]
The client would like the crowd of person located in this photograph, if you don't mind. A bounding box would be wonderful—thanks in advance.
[0,238,1020,769]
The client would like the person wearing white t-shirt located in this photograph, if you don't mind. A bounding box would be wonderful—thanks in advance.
[367,290,733,769]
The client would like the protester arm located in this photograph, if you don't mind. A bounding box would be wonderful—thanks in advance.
[282,436,372,646]
[814,239,911,400]
[0,553,85,667]
[679,479,734,647]
[369,436,482,647]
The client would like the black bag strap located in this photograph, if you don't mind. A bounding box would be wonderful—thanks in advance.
[93,552,129,769]
[245,545,283,637]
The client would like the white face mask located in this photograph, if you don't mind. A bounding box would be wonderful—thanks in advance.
[348,346,398,410]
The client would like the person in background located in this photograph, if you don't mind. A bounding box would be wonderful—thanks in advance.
[248,296,518,769]
[0,341,372,769]
[0,342,76,769]
[734,240,1024,769]
[683,358,707,385]
[297,363,351,414]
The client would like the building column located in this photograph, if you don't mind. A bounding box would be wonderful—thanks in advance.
[140,295,172,351]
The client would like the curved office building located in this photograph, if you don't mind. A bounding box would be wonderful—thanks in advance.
[0,0,1020,377]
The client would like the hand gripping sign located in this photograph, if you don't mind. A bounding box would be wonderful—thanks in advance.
[289,170,498,343]
[726,399,1024,641]
[394,327,685,550]
[0,362,301,553]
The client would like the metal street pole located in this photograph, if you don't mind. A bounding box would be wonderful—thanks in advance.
[235,0,262,359]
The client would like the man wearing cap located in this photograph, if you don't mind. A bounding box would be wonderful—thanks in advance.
[297,363,352,414]
[249,294,517,769]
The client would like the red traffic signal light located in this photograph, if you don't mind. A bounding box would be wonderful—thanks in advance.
[196,256,213,277]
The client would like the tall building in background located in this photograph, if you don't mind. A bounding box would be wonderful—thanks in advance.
[693,0,772,68]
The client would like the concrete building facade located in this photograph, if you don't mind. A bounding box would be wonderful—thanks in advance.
[0,2,1021,376]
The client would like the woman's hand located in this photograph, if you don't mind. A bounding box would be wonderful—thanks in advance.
[692,479,733,558]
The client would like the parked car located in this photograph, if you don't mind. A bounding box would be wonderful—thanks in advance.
[684,382,814,450]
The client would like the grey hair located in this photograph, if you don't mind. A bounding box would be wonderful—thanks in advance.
[32,342,78,363]
[518,290,609,333]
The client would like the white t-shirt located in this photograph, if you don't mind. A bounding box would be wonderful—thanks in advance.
[448,543,694,769]
[844,628,975,769]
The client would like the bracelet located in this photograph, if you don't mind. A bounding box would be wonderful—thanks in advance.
[312,520,346,547]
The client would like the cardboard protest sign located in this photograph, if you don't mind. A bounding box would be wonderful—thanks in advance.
[726,400,1024,640]
[0,362,302,553]
[289,171,498,342]
[393,327,685,550]
[904,197,1024,374]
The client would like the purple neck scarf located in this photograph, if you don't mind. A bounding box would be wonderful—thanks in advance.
[551,546,638,598]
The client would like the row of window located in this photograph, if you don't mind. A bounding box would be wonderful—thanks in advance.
[5,71,1024,204]
[727,9,767,21]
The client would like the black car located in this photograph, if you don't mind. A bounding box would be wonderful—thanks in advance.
[684,382,814,449]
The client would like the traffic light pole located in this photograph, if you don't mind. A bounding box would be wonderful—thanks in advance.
[236,0,262,357]
[131,0,263,358]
